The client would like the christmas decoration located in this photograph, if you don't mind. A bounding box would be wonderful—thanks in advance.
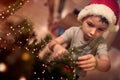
[0,15,33,80]
[0,0,109,80]
[0,14,52,80]
[39,37,104,80]
[44,47,87,80]
[0,0,27,23]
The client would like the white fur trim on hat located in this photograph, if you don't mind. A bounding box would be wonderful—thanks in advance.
[77,4,116,26]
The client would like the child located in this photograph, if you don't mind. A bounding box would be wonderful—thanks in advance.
[48,0,119,73]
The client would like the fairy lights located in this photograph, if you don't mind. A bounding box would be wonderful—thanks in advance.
[0,0,27,22]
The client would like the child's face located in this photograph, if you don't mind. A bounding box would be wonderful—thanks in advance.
[81,16,109,41]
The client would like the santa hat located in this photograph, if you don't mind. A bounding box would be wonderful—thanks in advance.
[77,0,120,26]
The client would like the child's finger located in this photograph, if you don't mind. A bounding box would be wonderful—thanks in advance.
[78,54,93,61]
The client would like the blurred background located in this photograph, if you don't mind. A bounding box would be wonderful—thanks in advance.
[0,0,120,80]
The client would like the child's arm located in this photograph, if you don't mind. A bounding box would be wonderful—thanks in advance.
[95,54,110,71]
[76,54,110,72]
[48,36,65,51]
[48,36,68,59]
[39,36,67,60]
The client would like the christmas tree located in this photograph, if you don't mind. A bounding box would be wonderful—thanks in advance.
[0,0,90,80]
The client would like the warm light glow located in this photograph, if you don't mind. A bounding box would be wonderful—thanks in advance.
[21,52,30,61]
[42,70,45,74]
[34,72,36,74]
[27,0,30,3]
[0,63,7,72]
[19,76,26,80]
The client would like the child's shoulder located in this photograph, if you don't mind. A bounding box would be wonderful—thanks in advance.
[68,26,81,31]
[69,26,80,29]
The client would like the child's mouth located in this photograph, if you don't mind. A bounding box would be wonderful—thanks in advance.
[84,34,93,41]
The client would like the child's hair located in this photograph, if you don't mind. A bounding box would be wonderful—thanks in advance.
[81,15,109,25]
[77,0,119,27]
[99,15,109,25]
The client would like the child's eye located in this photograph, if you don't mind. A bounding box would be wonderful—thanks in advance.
[87,22,94,27]
[98,28,106,31]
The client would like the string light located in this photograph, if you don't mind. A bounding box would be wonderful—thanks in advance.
[34,72,36,74]
[44,64,47,68]
[36,56,39,58]
[12,8,15,11]
[25,47,29,51]
[42,70,45,74]
[32,51,34,54]
[51,77,54,79]
[8,6,11,8]
[6,33,11,36]
[60,77,63,80]
[19,3,23,6]
[0,0,27,21]
[10,13,14,15]
[1,16,5,19]
[6,10,10,13]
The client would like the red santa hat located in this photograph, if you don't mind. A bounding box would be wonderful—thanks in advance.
[77,0,120,26]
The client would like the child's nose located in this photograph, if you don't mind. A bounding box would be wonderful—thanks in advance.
[90,28,96,36]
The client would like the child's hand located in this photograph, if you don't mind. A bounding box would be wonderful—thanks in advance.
[48,40,57,51]
[76,54,96,71]
[50,44,68,61]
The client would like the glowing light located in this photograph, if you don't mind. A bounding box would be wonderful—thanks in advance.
[34,72,36,74]
[10,13,13,15]
[19,41,22,44]
[60,77,63,79]
[44,65,47,68]
[8,6,11,8]
[12,8,15,11]
[12,28,15,31]
[51,77,54,79]
[42,64,45,67]
[13,4,15,6]
[0,63,7,72]
[19,76,26,80]
[37,77,40,80]
[21,52,30,61]
[33,49,36,51]
[36,56,38,58]
[2,12,5,14]
[27,0,30,2]
[6,33,11,36]
[6,10,10,13]
[42,70,45,74]
[20,3,23,6]
[4,47,6,49]
[25,47,29,51]
[1,16,4,19]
